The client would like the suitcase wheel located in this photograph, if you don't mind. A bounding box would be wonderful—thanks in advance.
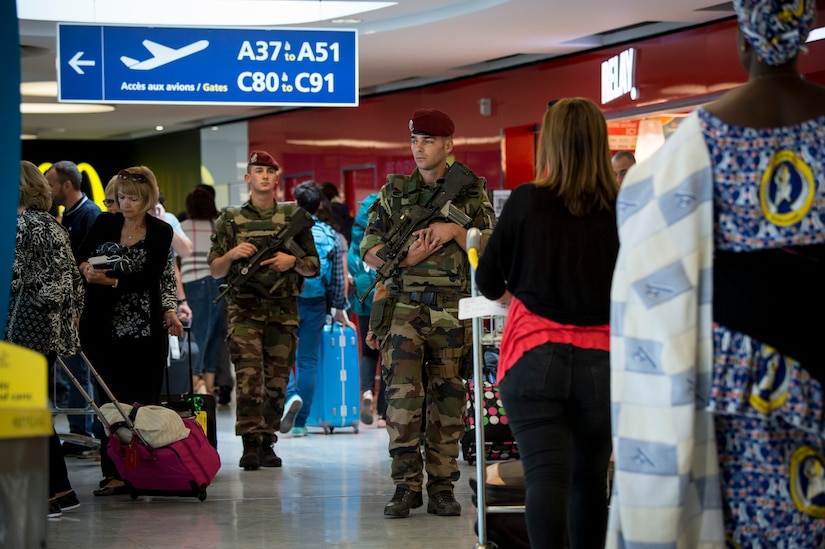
[198,486,208,501]
[129,491,138,500]
[350,421,359,434]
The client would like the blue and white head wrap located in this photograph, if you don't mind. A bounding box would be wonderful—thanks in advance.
[734,0,818,65]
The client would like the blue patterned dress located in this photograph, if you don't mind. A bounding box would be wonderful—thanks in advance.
[700,108,825,548]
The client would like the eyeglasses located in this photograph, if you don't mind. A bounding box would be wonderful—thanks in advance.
[117,169,149,184]
[103,199,115,207]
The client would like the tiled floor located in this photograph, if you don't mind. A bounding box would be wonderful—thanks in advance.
[47,402,487,548]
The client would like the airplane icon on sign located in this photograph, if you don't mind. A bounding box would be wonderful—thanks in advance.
[120,39,209,70]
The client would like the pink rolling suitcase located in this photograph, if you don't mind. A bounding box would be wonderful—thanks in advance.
[57,353,221,501]
[107,415,220,501]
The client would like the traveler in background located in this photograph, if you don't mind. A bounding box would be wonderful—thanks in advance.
[209,150,318,470]
[179,187,231,398]
[8,161,85,518]
[281,182,349,437]
[151,191,193,325]
[76,166,183,496]
[610,150,635,185]
[348,192,386,426]
[316,191,351,302]
[153,191,193,259]
[191,183,234,404]
[46,161,101,250]
[361,108,495,518]
[45,160,101,456]
[608,1,825,547]
[103,176,118,212]
[319,181,354,244]
[476,98,619,548]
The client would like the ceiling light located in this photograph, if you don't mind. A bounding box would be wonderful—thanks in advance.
[156,125,165,131]
[20,103,116,114]
[17,0,395,26]
[20,81,58,97]
[20,134,39,140]
[331,18,362,24]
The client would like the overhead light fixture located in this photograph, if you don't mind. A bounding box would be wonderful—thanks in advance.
[20,103,116,114]
[155,125,165,131]
[17,0,395,26]
[331,18,362,24]
[20,81,58,97]
[20,134,38,140]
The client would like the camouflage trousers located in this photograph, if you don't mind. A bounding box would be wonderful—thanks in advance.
[227,310,297,440]
[380,301,471,494]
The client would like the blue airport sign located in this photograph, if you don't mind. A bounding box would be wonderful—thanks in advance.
[57,24,358,106]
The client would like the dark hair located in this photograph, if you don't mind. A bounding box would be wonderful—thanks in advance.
[185,187,219,220]
[315,193,337,230]
[318,181,339,201]
[49,160,82,191]
[196,183,216,199]
[293,181,322,214]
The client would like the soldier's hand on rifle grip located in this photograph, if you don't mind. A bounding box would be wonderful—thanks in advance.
[420,222,458,248]
[402,227,443,267]
[232,241,258,261]
[262,251,297,273]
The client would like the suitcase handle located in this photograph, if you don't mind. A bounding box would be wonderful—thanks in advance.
[56,353,152,448]
[163,326,198,408]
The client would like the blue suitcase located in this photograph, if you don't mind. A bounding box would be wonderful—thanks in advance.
[307,322,360,434]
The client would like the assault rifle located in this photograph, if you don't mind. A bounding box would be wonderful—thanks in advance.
[214,207,314,303]
[358,163,476,303]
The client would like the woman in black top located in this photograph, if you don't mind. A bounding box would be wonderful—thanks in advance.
[76,166,183,496]
[476,98,619,548]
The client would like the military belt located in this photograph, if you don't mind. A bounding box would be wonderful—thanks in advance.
[396,291,461,309]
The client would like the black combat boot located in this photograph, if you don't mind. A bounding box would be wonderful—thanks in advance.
[427,490,461,516]
[239,434,261,470]
[383,484,423,518]
[259,436,282,467]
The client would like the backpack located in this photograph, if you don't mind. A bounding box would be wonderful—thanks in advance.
[300,220,337,300]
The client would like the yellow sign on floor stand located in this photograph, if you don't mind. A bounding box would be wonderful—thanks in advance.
[0,341,52,438]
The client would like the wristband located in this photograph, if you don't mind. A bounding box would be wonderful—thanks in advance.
[178,298,187,304]
[112,279,119,288]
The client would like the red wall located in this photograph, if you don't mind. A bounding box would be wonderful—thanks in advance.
[249,12,825,211]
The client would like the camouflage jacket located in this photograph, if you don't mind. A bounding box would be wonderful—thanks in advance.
[360,163,496,295]
[209,200,319,323]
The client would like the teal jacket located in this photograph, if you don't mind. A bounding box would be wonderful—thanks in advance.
[347,193,378,317]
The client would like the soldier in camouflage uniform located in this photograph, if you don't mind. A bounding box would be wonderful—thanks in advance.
[208,150,319,470]
[361,109,496,517]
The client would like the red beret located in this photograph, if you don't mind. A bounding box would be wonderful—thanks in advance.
[248,150,280,170]
[409,108,455,136]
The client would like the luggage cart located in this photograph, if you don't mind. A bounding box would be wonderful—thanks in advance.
[460,228,525,549]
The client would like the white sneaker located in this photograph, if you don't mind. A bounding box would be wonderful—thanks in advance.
[280,395,303,433]
[360,390,374,425]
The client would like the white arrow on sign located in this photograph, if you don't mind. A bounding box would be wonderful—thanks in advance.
[69,51,96,75]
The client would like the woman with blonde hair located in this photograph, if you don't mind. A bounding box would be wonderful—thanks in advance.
[75,165,183,496]
[7,161,85,518]
[475,98,619,548]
